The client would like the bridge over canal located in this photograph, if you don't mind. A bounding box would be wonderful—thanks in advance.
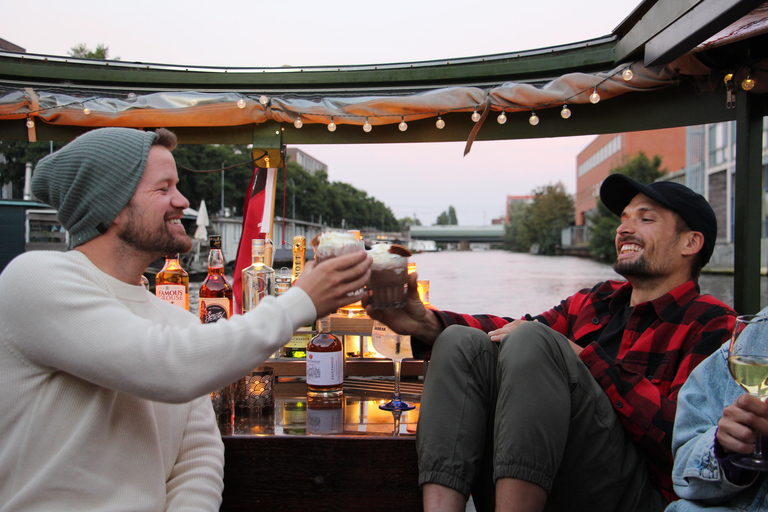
[409,225,505,250]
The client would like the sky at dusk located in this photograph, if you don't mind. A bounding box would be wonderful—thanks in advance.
[3,0,642,225]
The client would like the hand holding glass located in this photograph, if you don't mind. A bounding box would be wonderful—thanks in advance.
[372,321,414,411]
[727,314,768,470]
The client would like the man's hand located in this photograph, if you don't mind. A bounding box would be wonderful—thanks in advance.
[293,250,372,319]
[363,272,442,346]
[716,393,768,454]
[489,319,527,342]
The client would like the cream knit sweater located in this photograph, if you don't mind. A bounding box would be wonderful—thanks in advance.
[0,250,316,511]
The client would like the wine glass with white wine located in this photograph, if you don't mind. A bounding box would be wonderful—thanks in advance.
[727,314,768,470]
[372,321,415,411]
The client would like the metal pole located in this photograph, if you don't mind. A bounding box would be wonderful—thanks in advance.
[733,90,763,314]
[220,164,225,216]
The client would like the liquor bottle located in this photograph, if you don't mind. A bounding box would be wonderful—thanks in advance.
[306,395,344,435]
[306,316,343,398]
[199,235,233,324]
[281,236,313,358]
[155,253,189,310]
[241,238,275,313]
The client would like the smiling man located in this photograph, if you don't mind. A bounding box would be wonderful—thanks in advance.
[365,173,736,512]
[0,127,371,511]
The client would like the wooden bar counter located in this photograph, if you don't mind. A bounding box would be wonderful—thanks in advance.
[218,378,424,512]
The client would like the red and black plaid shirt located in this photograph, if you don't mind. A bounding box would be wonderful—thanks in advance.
[418,279,736,502]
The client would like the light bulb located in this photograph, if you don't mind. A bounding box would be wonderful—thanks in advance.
[497,109,507,124]
[742,76,756,91]
[327,118,336,132]
[399,117,408,131]
[589,88,600,104]
[294,115,303,129]
[471,108,481,122]
[259,95,269,105]
[436,116,445,129]
[724,73,733,84]
[26,117,34,128]
[83,107,91,115]
[529,111,539,126]
[622,68,633,81]
[237,98,246,109]
[561,104,571,119]
[127,92,136,99]
[363,118,372,132]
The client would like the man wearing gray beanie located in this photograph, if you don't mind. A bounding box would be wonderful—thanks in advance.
[0,127,372,511]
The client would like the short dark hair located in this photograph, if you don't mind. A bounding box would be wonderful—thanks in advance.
[152,128,177,151]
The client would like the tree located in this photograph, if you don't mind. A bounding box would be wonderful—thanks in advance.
[398,216,422,231]
[588,152,666,261]
[68,43,118,60]
[504,182,573,254]
[435,206,458,225]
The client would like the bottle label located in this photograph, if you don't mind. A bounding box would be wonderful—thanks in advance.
[306,351,343,386]
[200,297,230,323]
[287,331,313,349]
[156,284,186,308]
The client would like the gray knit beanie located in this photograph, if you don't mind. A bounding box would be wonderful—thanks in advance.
[32,128,158,247]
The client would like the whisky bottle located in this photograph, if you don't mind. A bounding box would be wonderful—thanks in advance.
[306,316,343,398]
[282,236,313,358]
[199,235,233,324]
[155,253,189,310]
[241,238,275,313]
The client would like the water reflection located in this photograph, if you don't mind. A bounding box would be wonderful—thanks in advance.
[188,251,768,317]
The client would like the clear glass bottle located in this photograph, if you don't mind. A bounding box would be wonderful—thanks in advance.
[306,316,343,398]
[282,236,313,358]
[199,235,232,324]
[155,253,189,310]
[241,238,275,313]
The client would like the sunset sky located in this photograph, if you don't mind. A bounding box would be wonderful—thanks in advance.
[4,0,643,225]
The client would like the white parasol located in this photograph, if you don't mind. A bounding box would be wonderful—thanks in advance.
[194,200,209,240]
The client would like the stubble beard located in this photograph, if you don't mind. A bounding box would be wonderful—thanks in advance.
[118,203,192,256]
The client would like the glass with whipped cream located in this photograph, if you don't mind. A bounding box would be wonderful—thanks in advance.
[311,231,367,296]
[366,243,412,309]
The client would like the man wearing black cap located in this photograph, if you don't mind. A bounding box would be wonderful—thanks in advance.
[365,174,737,512]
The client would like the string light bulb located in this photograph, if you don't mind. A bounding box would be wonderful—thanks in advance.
[471,107,481,122]
[363,117,372,132]
[529,109,539,126]
[83,107,91,115]
[622,68,633,81]
[436,115,445,129]
[497,108,507,125]
[742,75,756,91]
[589,88,600,104]
[399,116,408,131]
[26,116,34,128]
[237,98,246,109]
[259,95,269,105]
[561,104,571,119]
[294,114,303,129]
[327,117,336,132]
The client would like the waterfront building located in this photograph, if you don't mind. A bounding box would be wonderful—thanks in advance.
[285,148,328,175]
[575,128,688,227]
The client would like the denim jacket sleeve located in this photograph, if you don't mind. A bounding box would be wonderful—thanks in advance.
[671,343,757,504]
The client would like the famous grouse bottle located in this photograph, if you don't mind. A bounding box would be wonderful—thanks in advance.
[155,253,189,310]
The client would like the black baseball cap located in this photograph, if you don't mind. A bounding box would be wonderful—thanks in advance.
[599,173,717,266]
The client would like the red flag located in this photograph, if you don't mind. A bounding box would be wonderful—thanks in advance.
[233,166,276,314]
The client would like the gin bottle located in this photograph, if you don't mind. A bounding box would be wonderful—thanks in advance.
[241,238,275,313]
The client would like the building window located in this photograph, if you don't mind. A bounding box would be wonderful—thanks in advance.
[708,123,728,166]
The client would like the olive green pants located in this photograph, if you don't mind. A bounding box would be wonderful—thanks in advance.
[416,323,666,512]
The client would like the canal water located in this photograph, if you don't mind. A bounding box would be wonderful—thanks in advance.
[189,250,767,317]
